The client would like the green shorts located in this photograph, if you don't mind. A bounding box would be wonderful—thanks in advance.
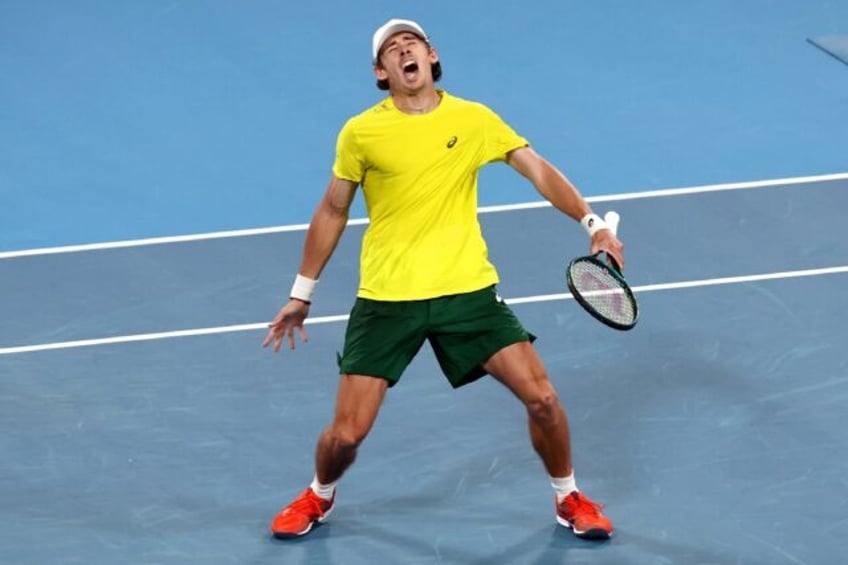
[338,285,535,388]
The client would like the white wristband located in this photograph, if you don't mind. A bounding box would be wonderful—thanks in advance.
[290,274,318,303]
[580,213,608,237]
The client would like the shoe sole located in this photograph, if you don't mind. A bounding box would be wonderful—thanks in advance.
[271,504,335,539]
[556,515,612,540]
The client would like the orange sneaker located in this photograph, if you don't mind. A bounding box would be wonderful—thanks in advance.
[556,491,613,540]
[270,488,335,539]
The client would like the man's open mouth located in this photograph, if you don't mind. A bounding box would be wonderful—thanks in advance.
[402,61,419,78]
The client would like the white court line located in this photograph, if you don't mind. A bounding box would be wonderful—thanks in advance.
[2,172,847,260]
[2,265,846,356]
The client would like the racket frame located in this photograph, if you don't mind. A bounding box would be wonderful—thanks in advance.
[565,252,639,331]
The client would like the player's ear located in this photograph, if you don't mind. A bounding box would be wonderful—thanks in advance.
[428,46,439,64]
[374,63,389,82]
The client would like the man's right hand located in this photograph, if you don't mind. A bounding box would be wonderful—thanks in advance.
[262,299,311,352]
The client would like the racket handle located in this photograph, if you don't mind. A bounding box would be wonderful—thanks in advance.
[603,211,622,272]
[604,211,620,236]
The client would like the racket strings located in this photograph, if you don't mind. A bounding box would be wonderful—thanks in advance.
[569,260,636,324]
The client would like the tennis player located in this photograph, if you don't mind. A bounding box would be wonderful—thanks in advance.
[263,18,624,540]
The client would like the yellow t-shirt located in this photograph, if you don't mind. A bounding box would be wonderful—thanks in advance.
[333,90,528,301]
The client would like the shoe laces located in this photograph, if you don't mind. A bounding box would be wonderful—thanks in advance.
[566,492,604,516]
[286,490,328,516]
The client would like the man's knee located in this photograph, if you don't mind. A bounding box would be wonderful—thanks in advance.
[525,387,561,424]
[328,423,368,451]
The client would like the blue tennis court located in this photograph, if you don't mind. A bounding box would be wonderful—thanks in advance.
[2,2,848,564]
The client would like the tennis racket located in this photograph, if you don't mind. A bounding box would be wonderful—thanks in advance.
[566,211,639,330]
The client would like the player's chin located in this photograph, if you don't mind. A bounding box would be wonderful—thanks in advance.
[399,71,427,89]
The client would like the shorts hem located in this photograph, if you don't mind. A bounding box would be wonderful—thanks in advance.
[337,365,402,387]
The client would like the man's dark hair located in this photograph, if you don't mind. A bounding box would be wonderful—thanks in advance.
[376,61,442,91]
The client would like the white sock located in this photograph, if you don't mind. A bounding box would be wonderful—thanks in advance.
[550,473,578,503]
[310,475,338,501]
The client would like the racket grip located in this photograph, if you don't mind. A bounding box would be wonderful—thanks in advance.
[604,211,620,236]
[603,211,622,272]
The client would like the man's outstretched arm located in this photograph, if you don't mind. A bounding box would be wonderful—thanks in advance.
[507,147,624,269]
[263,175,358,352]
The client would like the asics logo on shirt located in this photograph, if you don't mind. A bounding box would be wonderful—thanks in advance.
[446,136,458,148]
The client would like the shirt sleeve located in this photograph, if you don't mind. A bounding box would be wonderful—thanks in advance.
[332,118,365,183]
[480,104,529,164]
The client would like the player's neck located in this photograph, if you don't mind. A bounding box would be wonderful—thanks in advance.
[391,88,442,115]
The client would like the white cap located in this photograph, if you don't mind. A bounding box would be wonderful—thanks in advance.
[372,18,429,63]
